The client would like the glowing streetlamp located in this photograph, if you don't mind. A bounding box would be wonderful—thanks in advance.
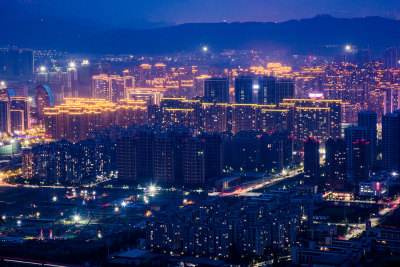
[73,215,80,223]
[69,62,76,68]
[40,66,46,72]
[202,46,208,52]
[148,184,156,194]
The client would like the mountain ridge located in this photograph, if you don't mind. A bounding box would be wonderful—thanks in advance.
[0,7,399,55]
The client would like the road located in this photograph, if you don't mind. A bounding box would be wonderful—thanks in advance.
[210,168,302,197]
[342,195,400,240]
[0,256,83,266]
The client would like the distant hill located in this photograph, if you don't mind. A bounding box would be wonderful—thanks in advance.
[0,6,399,55]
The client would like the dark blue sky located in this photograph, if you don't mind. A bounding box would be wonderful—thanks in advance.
[8,0,400,25]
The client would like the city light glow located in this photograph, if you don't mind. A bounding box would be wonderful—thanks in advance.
[73,215,80,222]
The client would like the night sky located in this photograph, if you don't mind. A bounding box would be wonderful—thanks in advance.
[6,0,400,25]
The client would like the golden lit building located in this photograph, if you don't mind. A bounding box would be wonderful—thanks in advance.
[44,98,147,142]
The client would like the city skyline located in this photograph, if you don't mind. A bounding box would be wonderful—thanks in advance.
[2,1,400,266]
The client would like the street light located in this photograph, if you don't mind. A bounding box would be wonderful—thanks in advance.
[202,46,208,52]
[73,215,80,223]
[148,184,156,194]
[69,62,76,68]
[40,66,46,72]
[52,196,57,202]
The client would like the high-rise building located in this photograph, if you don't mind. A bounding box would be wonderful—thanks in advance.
[231,104,257,133]
[258,76,276,105]
[20,50,34,76]
[110,75,125,102]
[294,106,330,143]
[0,89,11,133]
[183,136,205,186]
[92,74,110,100]
[139,64,152,86]
[358,111,377,168]
[235,76,253,103]
[154,132,175,184]
[325,138,347,190]
[257,76,294,105]
[201,103,228,133]
[135,128,154,181]
[282,99,342,144]
[65,66,78,98]
[382,110,400,171]
[194,75,211,97]
[384,47,400,69]
[10,97,30,132]
[44,98,146,141]
[77,62,92,98]
[154,63,166,78]
[35,84,54,124]
[201,133,223,179]
[303,137,320,187]
[345,126,369,172]
[92,74,126,102]
[275,80,294,104]
[352,139,370,190]
[256,106,289,133]
[0,49,33,77]
[204,78,229,103]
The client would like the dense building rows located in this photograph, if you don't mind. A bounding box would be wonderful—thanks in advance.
[42,97,341,148]
[117,126,293,186]
[22,138,117,183]
[146,190,313,258]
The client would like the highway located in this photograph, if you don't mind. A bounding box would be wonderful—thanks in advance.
[0,256,83,267]
[210,168,302,197]
[342,195,400,240]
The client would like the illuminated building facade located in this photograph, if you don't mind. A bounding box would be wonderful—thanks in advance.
[44,98,147,142]
[201,103,228,133]
[92,74,132,102]
[282,99,341,143]
[22,139,116,183]
[231,104,257,133]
